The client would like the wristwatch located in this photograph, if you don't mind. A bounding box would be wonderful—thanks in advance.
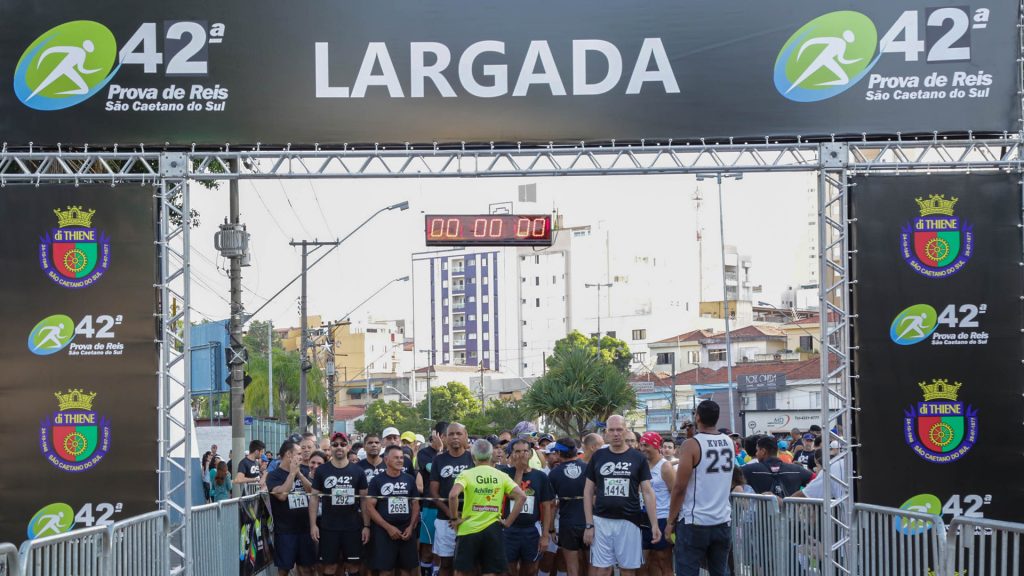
[584,523,594,529]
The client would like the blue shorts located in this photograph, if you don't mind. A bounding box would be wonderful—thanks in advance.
[272,532,317,570]
[504,524,541,564]
[420,507,438,545]
[642,518,671,550]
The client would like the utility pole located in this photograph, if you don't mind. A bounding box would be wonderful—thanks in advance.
[268,320,274,418]
[478,361,486,409]
[584,282,613,337]
[214,160,250,497]
[290,239,342,432]
[325,321,336,433]
[418,349,434,421]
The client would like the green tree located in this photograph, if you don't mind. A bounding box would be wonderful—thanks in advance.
[244,347,327,430]
[243,320,282,359]
[356,400,424,435]
[524,343,637,439]
[549,330,632,373]
[417,381,481,424]
[465,398,531,436]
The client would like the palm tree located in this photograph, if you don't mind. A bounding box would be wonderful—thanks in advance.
[523,346,637,439]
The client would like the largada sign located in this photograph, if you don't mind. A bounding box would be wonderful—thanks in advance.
[0,1,1015,146]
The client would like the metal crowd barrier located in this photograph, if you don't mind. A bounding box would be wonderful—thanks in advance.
[782,497,824,575]
[0,543,18,576]
[18,524,108,576]
[853,503,945,576]
[729,493,782,576]
[110,511,170,576]
[945,516,1024,576]
[191,493,267,576]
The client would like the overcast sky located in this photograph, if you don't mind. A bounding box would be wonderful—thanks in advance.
[186,171,817,330]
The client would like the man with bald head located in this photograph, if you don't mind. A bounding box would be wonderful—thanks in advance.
[582,415,659,576]
[581,434,603,463]
[429,422,473,576]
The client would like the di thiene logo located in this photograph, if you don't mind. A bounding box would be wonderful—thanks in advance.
[14,21,119,110]
[39,206,111,289]
[900,195,973,278]
[39,389,111,472]
[904,379,978,464]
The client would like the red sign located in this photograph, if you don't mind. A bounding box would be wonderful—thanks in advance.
[424,214,553,246]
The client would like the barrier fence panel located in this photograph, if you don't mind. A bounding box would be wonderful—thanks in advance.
[218,498,243,576]
[110,511,170,576]
[945,517,1024,576]
[18,525,107,576]
[780,497,824,576]
[730,493,781,576]
[853,503,944,576]
[0,543,18,576]
[190,503,222,576]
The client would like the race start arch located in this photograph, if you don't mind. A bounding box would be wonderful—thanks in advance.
[0,2,1022,575]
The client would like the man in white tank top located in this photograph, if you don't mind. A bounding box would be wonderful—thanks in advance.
[638,432,675,576]
[666,401,733,576]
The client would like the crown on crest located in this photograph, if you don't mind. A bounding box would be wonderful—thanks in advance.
[918,379,961,401]
[54,389,97,411]
[53,206,96,228]
[915,195,958,217]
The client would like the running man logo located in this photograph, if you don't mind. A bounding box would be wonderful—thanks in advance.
[27,502,75,539]
[27,314,76,355]
[14,21,119,110]
[774,11,880,102]
[889,304,938,345]
[894,493,941,536]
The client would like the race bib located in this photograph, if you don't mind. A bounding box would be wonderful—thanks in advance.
[522,495,535,515]
[288,493,309,510]
[388,497,410,515]
[604,478,628,498]
[332,487,355,506]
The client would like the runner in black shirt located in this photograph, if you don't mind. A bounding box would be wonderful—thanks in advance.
[498,439,554,576]
[416,422,446,576]
[741,436,813,498]
[547,439,587,576]
[792,433,818,469]
[266,439,316,575]
[428,423,473,576]
[361,434,417,484]
[367,445,421,576]
[583,415,658,576]
[234,440,266,493]
[310,432,369,576]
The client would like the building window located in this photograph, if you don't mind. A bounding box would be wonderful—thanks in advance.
[632,329,647,341]
[522,341,528,347]
[522,320,527,326]
[481,258,487,266]
[483,277,489,285]
[552,275,557,284]
[708,349,727,362]
[482,295,489,303]
[756,392,776,411]
[632,352,647,363]
[443,335,449,342]
[483,314,489,321]
[535,277,540,286]
[656,352,675,365]
[590,333,599,339]
[799,335,814,351]
[606,331,616,338]
[535,298,541,307]
[483,333,489,340]
[687,350,700,364]
[442,280,448,288]
[522,277,526,283]
[483,351,490,359]
[810,391,821,408]
[468,296,476,303]
[469,314,476,321]
[469,334,476,340]
[535,255,540,264]
[522,298,526,304]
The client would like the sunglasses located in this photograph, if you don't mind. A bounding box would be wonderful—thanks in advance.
[331,442,348,448]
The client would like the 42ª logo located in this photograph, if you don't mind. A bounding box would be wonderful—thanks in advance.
[889,303,988,346]
[15,19,226,111]
[28,313,125,356]
[776,7,992,102]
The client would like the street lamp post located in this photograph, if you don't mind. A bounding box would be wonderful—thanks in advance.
[696,172,742,434]
[418,349,434,421]
[584,282,613,338]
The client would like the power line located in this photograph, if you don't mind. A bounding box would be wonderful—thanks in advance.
[248,181,291,240]
[308,180,336,238]
[277,180,313,238]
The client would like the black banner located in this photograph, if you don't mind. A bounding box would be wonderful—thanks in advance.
[239,495,274,576]
[0,184,158,544]
[0,1,1016,146]
[852,173,1024,526]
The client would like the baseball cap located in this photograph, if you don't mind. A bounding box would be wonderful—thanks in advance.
[382,426,400,438]
[538,433,554,444]
[640,432,663,449]
[400,431,416,444]
[778,440,789,450]
[803,433,815,441]
[414,434,425,444]
[829,440,840,449]
[330,432,348,443]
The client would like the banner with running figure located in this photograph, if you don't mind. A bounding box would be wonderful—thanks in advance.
[851,172,1024,525]
[0,184,158,545]
[0,0,1016,146]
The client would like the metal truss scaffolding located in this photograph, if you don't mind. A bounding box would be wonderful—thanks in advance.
[157,154,192,576]
[1,138,1019,576]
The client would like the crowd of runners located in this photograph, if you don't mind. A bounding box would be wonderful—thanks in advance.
[229,400,842,576]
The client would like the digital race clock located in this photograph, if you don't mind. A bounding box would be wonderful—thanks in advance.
[424,214,553,247]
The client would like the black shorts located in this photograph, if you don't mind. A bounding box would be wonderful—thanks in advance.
[558,524,588,552]
[272,532,317,570]
[370,525,419,571]
[319,528,364,564]
[454,522,507,574]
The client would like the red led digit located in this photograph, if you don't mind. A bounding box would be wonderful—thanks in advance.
[446,218,460,238]
[531,217,546,238]
[489,218,503,238]
[429,218,444,238]
[473,218,487,238]
[516,218,530,238]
